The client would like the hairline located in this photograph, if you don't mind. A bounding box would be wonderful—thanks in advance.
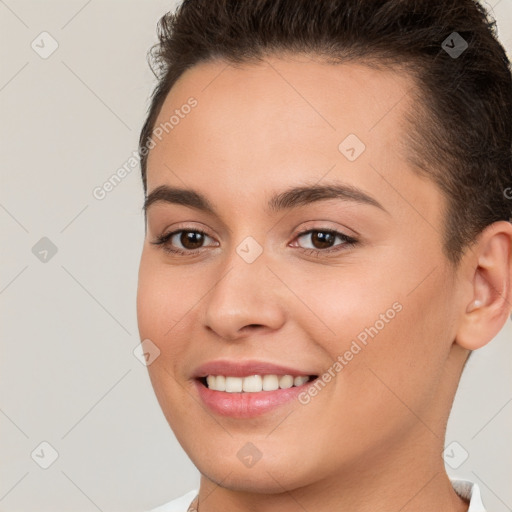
[139,51,464,268]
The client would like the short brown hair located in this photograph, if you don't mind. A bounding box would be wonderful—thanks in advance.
[139,0,512,265]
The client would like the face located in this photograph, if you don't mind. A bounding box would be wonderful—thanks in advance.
[137,55,465,492]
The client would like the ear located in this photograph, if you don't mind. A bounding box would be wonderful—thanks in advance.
[455,220,512,350]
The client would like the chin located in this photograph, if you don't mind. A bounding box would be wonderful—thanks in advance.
[199,463,309,494]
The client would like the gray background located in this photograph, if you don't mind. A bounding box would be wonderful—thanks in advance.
[0,1,511,510]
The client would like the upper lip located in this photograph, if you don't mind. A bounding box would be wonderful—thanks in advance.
[192,359,317,379]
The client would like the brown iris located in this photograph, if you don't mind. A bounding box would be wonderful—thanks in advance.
[309,231,335,249]
[180,231,205,250]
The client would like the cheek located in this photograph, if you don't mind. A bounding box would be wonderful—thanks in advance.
[136,255,193,339]
[287,259,454,394]
[136,258,191,418]
[136,254,206,388]
[282,264,405,359]
[337,270,457,417]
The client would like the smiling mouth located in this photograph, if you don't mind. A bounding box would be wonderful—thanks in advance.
[198,374,318,393]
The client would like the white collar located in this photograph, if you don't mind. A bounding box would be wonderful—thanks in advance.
[450,478,486,512]
[148,478,486,511]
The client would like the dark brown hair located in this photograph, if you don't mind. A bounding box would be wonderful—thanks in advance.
[139,0,512,265]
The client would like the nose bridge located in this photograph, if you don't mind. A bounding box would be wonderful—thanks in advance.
[202,240,285,339]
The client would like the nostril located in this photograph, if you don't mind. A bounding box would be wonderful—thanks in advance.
[240,324,264,334]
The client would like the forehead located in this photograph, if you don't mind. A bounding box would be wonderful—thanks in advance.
[145,55,439,223]
[148,55,414,166]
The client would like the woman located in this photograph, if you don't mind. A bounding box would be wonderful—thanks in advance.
[136,1,512,510]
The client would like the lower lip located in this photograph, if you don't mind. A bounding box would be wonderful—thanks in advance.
[194,379,313,418]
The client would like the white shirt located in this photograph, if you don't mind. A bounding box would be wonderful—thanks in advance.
[146,477,486,512]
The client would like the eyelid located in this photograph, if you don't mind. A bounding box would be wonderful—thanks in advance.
[156,221,216,240]
[292,220,359,239]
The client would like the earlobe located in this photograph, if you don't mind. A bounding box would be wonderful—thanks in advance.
[456,221,512,351]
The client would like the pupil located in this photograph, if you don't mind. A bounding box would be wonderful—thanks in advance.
[312,231,334,249]
[181,231,204,249]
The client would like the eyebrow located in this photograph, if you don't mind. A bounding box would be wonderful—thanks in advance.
[142,182,388,216]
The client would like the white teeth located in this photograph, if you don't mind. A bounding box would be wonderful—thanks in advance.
[225,376,243,392]
[205,374,312,392]
[242,375,262,392]
[294,376,309,386]
[262,374,279,391]
[279,375,293,389]
[216,375,226,391]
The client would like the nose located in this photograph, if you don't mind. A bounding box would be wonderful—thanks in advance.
[202,250,287,341]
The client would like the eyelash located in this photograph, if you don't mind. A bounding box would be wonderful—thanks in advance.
[150,227,358,257]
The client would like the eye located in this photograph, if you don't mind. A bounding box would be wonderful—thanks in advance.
[150,229,218,255]
[293,228,358,255]
[150,227,358,257]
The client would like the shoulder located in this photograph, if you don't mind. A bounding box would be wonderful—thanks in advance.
[145,489,199,512]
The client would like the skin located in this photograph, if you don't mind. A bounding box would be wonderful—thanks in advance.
[136,54,512,512]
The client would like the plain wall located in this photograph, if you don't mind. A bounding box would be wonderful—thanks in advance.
[1,0,511,510]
